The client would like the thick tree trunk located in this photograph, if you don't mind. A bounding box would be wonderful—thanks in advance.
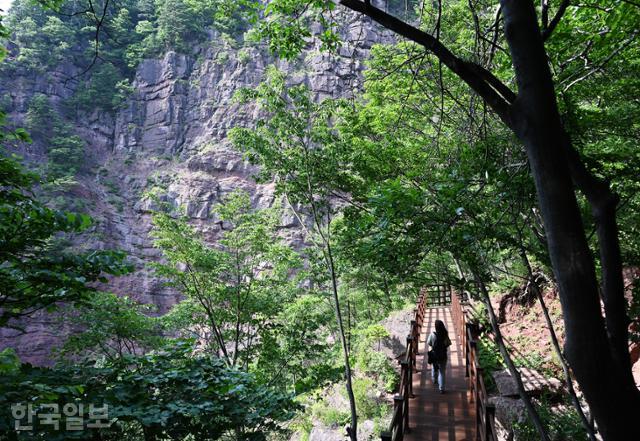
[534,277,597,441]
[499,0,640,439]
[518,247,596,440]
[561,136,631,371]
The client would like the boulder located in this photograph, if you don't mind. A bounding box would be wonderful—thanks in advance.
[633,356,640,389]
[306,419,375,441]
[378,308,414,361]
[488,396,527,436]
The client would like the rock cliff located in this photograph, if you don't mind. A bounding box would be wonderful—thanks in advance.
[0,11,394,364]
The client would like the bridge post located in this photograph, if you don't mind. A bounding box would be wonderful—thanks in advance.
[486,403,496,441]
[405,340,416,397]
[466,323,477,378]
[410,320,418,355]
[394,395,405,439]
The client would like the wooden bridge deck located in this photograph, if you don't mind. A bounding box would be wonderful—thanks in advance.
[405,306,476,441]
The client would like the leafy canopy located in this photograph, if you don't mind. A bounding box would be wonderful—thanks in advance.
[0,340,298,440]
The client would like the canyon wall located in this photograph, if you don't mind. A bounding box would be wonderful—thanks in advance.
[0,11,393,364]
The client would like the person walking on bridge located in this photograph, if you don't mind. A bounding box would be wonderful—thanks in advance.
[427,319,451,394]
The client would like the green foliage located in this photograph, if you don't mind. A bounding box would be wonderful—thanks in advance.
[0,340,298,440]
[254,293,339,393]
[0,152,131,327]
[305,377,388,429]
[59,292,162,362]
[72,64,133,112]
[25,93,56,139]
[477,333,558,393]
[513,395,589,441]
[230,66,352,208]
[4,6,75,71]
[2,0,259,114]
[121,0,257,65]
[310,400,350,428]
[48,133,85,179]
[2,1,640,438]
[207,0,260,35]
[358,324,389,348]
[155,0,207,53]
[257,0,338,59]
[26,93,85,180]
[234,0,640,323]
[355,350,398,393]
[350,377,386,420]
[0,12,9,62]
[153,190,303,371]
[353,325,398,392]
[477,336,504,393]
[237,47,251,64]
[0,348,21,375]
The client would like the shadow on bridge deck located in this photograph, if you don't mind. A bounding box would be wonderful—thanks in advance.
[405,306,476,441]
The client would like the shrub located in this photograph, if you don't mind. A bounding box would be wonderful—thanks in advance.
[351,377,385,420]
[26,94,85,180]
[513,395,589,441]
[354,324,398,391]
[0,341,298,440]
[477,336,504,393]
[238,48,251,64]
[356,350,398,392]
[310,400,350,428]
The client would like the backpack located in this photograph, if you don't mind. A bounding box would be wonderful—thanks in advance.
[431,332,448,362]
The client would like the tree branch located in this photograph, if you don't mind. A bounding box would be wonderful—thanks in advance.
[339,0,516,127]
[562,139,632,373]
[542,0,570,41]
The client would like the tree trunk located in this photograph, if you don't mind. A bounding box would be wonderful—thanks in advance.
[533,275,597,441]
[326,239,358,441]
[499,0,640,438]
[517,245,596,440]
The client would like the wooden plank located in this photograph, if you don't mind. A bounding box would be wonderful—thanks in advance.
[404,307,476,441]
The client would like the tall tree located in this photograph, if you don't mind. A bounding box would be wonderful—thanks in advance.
[151,190,302,370]
[231,68,360,440]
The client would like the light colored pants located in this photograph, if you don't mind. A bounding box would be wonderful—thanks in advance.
[431,359,447,391]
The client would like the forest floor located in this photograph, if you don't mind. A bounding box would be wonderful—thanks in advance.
[485,273,640,439]
[492,274,640,388]
[491,285,566,378]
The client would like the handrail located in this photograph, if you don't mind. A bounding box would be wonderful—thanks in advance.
[381,286,496,441]
[423,283,452,307]
[451,290,497,441]
[380,289,428,441]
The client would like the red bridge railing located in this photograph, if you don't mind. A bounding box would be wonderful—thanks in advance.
[380,288,427,441]
[451,289,497,441]
[381,285,496,441]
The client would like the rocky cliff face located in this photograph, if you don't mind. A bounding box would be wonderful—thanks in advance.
[0,12,393,364]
